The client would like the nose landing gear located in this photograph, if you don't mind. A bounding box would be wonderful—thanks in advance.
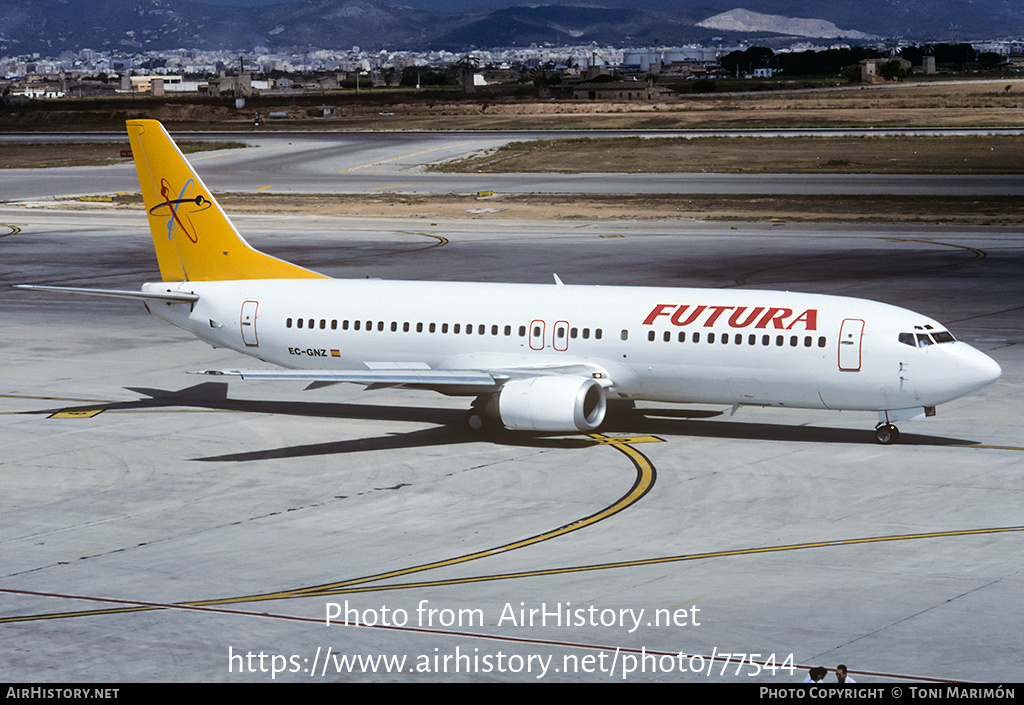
[874,422,900,445]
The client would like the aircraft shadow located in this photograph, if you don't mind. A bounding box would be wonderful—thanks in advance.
[35,382,981,460]
[622,411,977,447]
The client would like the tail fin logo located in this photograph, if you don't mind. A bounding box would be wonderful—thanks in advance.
[148,178,212,244]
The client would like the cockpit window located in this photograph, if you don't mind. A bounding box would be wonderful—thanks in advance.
[900,330,957,347]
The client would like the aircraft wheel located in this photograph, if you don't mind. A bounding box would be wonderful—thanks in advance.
[874,423,900,445]
[463,408,490,434]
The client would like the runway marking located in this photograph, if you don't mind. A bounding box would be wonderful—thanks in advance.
[373,184,411,190]
[0,223,22,237]
[669,595,704,610]
[69,547,109,556]
[49,408,105,419]
[892,237,986,263]
[3,524,1021,625]
[949,444,1024,451]
[731,236,988,287]
[337,141,482,173]
[395,231,448,251]
[256,185,272,191]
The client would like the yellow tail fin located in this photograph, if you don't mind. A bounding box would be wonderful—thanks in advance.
[126,119,326,282]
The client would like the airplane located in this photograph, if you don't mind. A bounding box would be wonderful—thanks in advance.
[16,119,1002,445]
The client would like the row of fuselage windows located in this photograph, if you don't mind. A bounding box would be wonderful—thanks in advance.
[284,317,605,339]
[648,330,828,348]
[284,317,825,349]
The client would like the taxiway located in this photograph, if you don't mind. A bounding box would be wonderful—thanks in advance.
[0,139,1021,683]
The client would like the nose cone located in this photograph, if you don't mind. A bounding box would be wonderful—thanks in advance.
[958,344,1002,393]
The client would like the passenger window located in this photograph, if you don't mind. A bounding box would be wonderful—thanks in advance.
[620,329,629,341]
[286,318,292,328]
[648,331,656,342]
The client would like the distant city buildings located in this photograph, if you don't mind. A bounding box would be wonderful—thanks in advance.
[2,38,1022,100]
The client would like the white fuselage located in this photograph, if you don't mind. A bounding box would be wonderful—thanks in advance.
[142,278,1001,415]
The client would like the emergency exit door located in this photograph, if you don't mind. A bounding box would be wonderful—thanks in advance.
[240,300,259,347]
[838,318,864,371]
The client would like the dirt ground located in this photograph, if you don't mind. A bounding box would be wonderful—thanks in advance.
[0,140,246,168]
[90,191,1024,225]
[4,78,1024,131]
[437,135,1024,175]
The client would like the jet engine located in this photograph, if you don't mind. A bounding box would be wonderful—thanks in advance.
[489,376,607,432]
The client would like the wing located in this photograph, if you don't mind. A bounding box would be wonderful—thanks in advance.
[190,359,614,394]
[191,368,498,388]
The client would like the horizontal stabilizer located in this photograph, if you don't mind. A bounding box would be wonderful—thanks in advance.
[190,368,497,387]
[14,285,198,303]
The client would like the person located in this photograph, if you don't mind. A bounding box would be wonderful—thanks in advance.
[836,664,857,683]
[802,666,827,682]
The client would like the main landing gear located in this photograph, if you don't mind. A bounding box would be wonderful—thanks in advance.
[463,397,496,434]
[874,422,900,445]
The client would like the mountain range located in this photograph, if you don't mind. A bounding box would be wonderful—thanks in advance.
[1,0,1021,55]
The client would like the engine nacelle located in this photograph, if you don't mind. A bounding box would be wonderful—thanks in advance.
[491,376,607,432]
